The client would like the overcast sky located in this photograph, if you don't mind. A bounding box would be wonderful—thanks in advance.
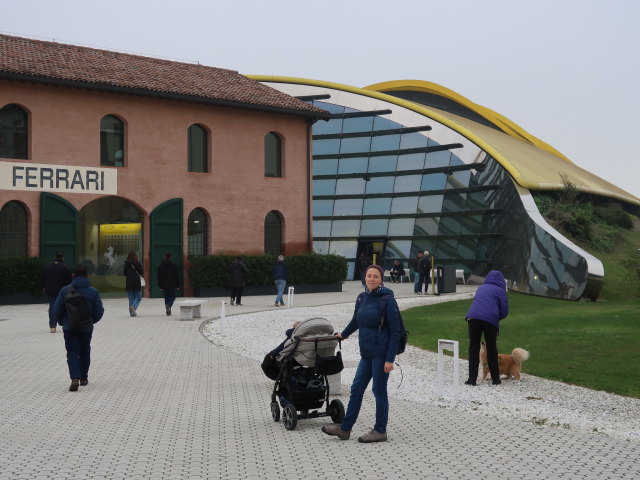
[3,0,639,198]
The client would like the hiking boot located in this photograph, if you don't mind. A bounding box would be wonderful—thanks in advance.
[321,424,350,440]
[166,305,171,316]
[465,379,477,386]
[129,306,137,317]
[69,379,80,392]
[357,429,387,443]
[80,379,88,386]
[492,379,502,385]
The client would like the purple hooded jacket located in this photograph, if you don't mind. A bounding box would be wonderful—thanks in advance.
[465,270,509,330]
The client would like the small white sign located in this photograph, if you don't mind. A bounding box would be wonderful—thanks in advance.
[0,161,117,194]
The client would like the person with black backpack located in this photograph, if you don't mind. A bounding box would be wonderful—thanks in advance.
[322,264,402,444]
[53,264,104,392]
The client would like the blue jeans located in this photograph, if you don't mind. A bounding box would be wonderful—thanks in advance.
[274,279,286,304]
[413,274,421,293]
[127,290,142,310]
[341,355,390,433]
[48,296,58,328]
[63,325,93,379]
[163,288,177,308]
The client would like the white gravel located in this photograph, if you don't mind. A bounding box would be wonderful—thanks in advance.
[202,297,640,442]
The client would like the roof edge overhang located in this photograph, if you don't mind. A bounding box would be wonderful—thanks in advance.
[365,79,573,163]
[249,75,640,208]
[0,71,330,120]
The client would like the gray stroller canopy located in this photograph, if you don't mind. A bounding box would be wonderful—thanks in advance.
[276,317,339,366]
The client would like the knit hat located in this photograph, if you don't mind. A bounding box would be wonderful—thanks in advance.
[365,264,385,279]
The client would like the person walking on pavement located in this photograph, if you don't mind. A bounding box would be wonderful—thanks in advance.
[419,250,433,294]
[124,251,143,317]
[411,251,423,294]
[157,252,180,316]
[322,264,402,443]
[356,252,370,286]
[53,264,104,391]
[41,251,72,333]
[465,270,509,386]
[229,256,249,306]
[272,255,288,307]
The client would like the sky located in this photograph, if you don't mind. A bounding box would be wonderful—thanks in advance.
[2,0,639,199]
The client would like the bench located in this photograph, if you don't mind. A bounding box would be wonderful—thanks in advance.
[175,300,205,320]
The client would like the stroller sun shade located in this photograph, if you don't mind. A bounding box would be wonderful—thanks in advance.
[276,317,338,366]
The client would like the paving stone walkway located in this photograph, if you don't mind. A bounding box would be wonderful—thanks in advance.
[0,285,638,479]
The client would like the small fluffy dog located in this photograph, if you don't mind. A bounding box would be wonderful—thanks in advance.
[480,341,529,381]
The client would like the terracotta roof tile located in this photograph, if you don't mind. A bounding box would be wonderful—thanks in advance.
[0,34,325,116]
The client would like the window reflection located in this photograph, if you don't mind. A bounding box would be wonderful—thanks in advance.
[313,179,336,196]
[360,219,388,236]
[447,170,471,189]
[397,153,425,171]
[314,139,341,155]
[363,197,392,215]
[365,177,394,194]
[422,173,447,191]
[333,198,363,216]
[418,195,444,213]
[391,196,418,214]
[336,178,366,195]
[328,240,357,258]
[393,175,421,193]
[425,150,450,168]
[373,117,403,131]
[342,116,374,134]
[400,132,429,149]
[313,220,332,237]
[331,220,360,236]
[442,192,467,212]
[313,159,338,175]
[338,157,368,174]
[368,155,397,172]
[370,134,400,152]
[414,217,439,236]
[313,240,329,254]
[313,200,334,217]
[388,218,415,236]
[439,216,461,235]
[340,136,372,154]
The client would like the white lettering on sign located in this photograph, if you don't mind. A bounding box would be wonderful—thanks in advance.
[0,161,117,194]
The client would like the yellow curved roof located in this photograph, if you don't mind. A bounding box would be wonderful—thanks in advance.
[249,75,640,207]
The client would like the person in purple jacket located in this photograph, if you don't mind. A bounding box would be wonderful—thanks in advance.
[464,270,509,386]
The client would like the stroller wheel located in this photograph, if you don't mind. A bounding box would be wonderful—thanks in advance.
[270,402,280,422]
[282,404,298,430]
[329,399,345,424]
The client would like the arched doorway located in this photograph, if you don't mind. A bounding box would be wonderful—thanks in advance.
[78,197,143,294]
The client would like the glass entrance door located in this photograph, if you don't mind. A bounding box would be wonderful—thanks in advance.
[354,239,386,280]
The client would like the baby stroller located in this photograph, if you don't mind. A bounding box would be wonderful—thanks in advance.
[271,317,345,430]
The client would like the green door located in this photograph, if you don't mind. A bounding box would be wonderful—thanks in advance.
[150,199,183,298]
[40,192,78,265]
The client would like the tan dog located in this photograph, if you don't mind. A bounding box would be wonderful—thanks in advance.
[480,341,529,380]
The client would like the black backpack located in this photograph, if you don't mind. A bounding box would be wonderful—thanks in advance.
[378,294,408,355]
[63,285,93,329]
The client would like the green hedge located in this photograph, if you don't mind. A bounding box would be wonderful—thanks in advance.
[0,257,48,295]
[188,253,347,288]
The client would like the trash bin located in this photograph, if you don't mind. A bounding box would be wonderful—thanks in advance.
[436,265,456,294]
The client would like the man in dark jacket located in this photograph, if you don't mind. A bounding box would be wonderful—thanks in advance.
[42,251,72,333]
[464,270,509,386]
[272,255,288,307]
[229,256,249,306]
[356,252,370,286]
[419,250,433,294]
[157,252,180,316]
[53,264,104,391]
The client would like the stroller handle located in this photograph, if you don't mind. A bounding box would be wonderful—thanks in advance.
[297,335,339,342]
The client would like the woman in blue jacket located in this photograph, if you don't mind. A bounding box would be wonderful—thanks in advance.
[465,270,509,386]
[322,264,401,443]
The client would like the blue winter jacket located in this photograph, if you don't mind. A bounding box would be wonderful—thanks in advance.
[272,261,288,281]
[465,270,509,330]
[341,286,402,363]
[53,275,105,331]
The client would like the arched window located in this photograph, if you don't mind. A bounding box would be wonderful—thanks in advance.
[188,208,208,256]
[188,124,208,172]
[0,201,28,257]
[0,104,28,159]
[264,132,282,177]
[100,115,125,167]
[264,210,283,255]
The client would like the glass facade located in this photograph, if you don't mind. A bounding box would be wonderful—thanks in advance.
[293,90,599,300]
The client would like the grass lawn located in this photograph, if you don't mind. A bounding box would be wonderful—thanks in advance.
[403,292,640,398]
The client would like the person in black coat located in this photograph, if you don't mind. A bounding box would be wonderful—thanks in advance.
[229,256,249,306]
[157,252,180,316]
[123,251,143,317]
[42,251,72,333]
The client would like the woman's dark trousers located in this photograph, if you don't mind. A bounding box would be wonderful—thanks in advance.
[467,319,499,382]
